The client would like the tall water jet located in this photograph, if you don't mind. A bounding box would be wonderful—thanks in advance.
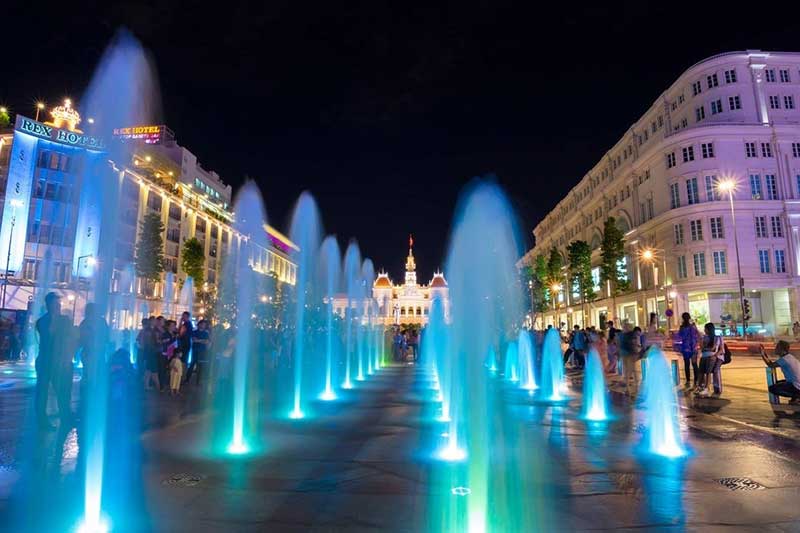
[163,271,175,318]
[639,348,687,458]
[423,296,449,419]
[342,241,362,389]
[486,345,498,373]
[318,236,341,400]
[26,249,56,366]
[581,348,609,421]
[287,192,323,419]
[540,328,566,401]
[359,259,375,379]
[518,329,537,391]
[77,29,161,533]
[179,276,194,315]
[504,341,519,383]
[218,181,270,454]
[438,179,525,532]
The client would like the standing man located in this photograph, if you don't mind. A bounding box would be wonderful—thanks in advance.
[35,292,71,429]
[186,319,209,385]
[77,303,110,415]
[177,311,193,367]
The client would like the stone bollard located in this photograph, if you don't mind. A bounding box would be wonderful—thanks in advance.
[671,359,679,386]
[766,366,780,405]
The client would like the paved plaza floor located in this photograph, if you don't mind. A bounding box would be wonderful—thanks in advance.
[0,359,799,531]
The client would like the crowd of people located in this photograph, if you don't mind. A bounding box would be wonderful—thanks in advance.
[392,327,419,362]
[556,311,728,398]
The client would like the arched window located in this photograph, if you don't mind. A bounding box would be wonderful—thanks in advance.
[416,306,422,316]
[400,307,406,315]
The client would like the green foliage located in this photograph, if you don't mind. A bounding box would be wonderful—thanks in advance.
[0,110,10,129]
[567,239,595,303]
[134,212,165,281]
[599,217,630,296]
[181,237,205,286]
[546,246,564,301]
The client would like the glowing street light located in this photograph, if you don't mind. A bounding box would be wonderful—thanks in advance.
[639,248,660,325]
[35,102,45,121]
[717,177,746,338]
[0,106,7,114]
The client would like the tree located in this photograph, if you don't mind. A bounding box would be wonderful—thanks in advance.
[0,109,10,129]
[181,237,205,286]
[525,254,550,326]
[567,240,595,326]
[134,212,165,294]
[600,217,630,321]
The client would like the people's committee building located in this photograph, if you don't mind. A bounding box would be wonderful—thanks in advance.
[522,50,800,336]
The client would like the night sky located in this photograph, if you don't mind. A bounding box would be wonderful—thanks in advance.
[6,2,800,282]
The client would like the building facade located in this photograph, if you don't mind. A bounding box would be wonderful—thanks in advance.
[333,239,449,326]
[0,103,296,326]
[523,50,800,336]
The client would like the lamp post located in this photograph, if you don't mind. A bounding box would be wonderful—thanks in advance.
[640,248,658,327]
[77,255,96,305]
[1,199,24,311]
[718,179,746,339]
[550,282,562,328]
[35,102,45,122]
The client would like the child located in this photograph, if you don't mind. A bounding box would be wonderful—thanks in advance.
[167,341,183,396]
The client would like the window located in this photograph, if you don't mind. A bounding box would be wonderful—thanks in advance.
[658,116,663,128]
[765,174,778,200]
[766,69,776,83]
[759,249,771,273]
[711,99,723,114]
[771,215,783,237]
[666,152,676,168]
[692,81,702,96]
[166,227,180,242]
[724,69,737,83]
[681,117,688,128]
[670,183,681,209]
[707,73,719,88]
[701,142,714,158]
[695,106,706,121]
[168,203,181,221]
[793,143,800,157]
[745,142,757,157]
[755,216,768,238]
[729,95,742,110]
[710,216,724,239]
[677,256,688,279]
[770,95,781,109]
[690,219,703,241]
[785,95,795,109]
[679,94,685,104]
[780,69,791,83]
[693,252,707,276]
[705,175,721,201]
[673,223,684,245]
[147,191,162,211]
[713,251,727,275]
[762,142,773,157]
[776,250,787,273]
[647,198,654,220]
[682,146,695,163]
[686,177,700,204]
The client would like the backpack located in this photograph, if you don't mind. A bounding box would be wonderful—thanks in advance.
[722,342,732,364]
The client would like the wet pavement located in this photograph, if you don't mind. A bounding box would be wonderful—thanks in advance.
[0,360,799,531]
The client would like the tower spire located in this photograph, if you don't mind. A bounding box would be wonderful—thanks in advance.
[406,234,416,272]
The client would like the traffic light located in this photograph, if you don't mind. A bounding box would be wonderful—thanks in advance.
[743,298,752,321]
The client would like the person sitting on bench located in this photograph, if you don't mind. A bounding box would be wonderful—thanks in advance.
[760,341,800,405]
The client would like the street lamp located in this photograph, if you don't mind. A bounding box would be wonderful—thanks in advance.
[35,102,45,122]
[640,248,659,326]
[718,178,746,338]
[77,255,96,305]
[1,199,24,311]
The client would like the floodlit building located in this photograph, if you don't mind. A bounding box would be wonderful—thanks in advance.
[522,50,800,336]
[0,102,296,325]
[333,238,449,326]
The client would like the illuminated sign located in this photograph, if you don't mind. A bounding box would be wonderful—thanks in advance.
[15,116,105,149]
[113,125,166,145]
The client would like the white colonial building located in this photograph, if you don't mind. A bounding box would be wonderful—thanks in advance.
[522,50,800,336]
